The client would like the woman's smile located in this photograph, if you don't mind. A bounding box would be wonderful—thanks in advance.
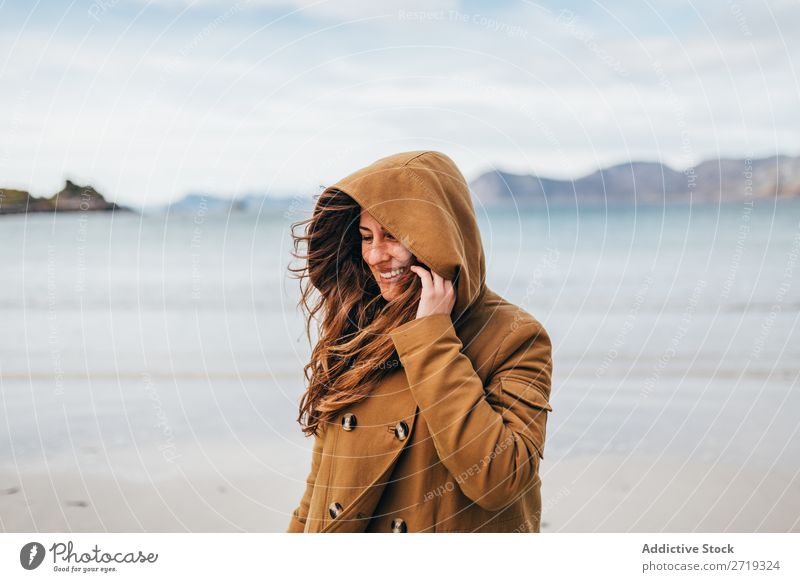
[378,265,408,282]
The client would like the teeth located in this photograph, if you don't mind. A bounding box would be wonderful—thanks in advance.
[380,267,406,279]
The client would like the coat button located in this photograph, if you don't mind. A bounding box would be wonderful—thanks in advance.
[393,420,409,441]
[341,413,357,431]
[390,518,407,533]
[329,501,343,519]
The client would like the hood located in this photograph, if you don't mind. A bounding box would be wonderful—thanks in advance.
[327,150,487,321]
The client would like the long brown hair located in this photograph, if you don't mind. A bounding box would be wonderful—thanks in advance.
[289,187,422,437]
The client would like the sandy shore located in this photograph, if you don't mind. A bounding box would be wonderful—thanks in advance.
[0,441,304,532]
[541,454,800,532]
[1,444,797,532]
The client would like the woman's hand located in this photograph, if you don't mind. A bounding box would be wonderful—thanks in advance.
[409,265,456,319]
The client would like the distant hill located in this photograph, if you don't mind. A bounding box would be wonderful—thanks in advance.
[144,192,299,215]
[0,180,129,215]
[162,193,244,214]
[6,154,799,217]
[469,155,800,207]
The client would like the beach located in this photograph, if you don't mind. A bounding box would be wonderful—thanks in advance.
[2,444,797,532]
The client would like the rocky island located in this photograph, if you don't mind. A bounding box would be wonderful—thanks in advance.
[0,180,128,215]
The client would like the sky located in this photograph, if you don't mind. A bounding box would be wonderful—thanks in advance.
[1,0,799,205]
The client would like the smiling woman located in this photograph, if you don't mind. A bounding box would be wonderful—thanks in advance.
[358,211,416,297]
[359,210,456,317]
[287,150,553,533]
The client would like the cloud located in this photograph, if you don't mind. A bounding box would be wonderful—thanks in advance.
[135,0,461,21]
[1,0,798,203]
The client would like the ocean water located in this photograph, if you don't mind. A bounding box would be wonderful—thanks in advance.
[1,199,798,480]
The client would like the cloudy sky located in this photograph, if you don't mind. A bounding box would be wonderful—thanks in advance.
[1,0,798,205]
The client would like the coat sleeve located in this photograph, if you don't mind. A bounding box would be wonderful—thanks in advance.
[286,431,324,533]
[390,313,553,512]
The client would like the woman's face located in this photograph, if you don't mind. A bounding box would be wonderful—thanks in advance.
[359,209,414,301]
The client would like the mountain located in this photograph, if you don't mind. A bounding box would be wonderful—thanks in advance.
[161,193,243,214]
[6,154,799,217]
[141,192,299,215]
[469,155,800,207]
[0,180,129,215]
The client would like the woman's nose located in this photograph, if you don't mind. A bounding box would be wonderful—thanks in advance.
[366,241,391,264]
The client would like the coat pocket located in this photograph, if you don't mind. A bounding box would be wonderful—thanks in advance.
[497,375,552,459]
[498,375,552,411]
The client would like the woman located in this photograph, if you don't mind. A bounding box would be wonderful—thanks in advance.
[287,150,553,533]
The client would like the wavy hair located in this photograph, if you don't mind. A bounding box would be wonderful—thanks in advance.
[289,187,422,437]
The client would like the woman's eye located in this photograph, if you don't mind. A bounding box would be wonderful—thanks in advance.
[361,237,372,242]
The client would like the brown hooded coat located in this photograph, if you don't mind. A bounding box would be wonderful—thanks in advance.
[287,150,553,533]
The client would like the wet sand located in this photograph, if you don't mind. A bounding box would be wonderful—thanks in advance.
[541,453,800,532]
[1,445,797,532]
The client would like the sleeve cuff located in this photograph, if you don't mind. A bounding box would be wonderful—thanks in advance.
[390,314,459,360]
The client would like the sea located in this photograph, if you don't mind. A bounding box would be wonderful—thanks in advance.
[1,199,798,484]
